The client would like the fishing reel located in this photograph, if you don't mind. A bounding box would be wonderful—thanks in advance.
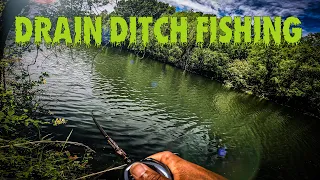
[91,113,173,180]
[124,158,173,180]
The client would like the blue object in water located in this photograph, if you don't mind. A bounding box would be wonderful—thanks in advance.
[217,147,227,157]
[151,82,158,88]
[102,27,110,44]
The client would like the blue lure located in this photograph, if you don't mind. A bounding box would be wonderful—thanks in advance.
[217,147,227,157]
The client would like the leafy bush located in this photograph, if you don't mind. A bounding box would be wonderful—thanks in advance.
[0,60,93,179]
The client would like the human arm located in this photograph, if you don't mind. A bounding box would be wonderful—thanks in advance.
[130,151,227,180]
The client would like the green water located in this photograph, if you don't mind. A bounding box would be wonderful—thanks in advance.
[25,47,320,179]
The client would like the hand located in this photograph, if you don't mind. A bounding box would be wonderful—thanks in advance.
[130,151,227,180]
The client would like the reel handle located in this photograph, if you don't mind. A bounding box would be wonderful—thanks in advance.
[124,158,173,180]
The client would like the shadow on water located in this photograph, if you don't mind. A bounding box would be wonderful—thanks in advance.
[24,47,320,180]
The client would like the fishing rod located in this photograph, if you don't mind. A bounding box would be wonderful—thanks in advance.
[91,111,173,180]
[91,112,131,164]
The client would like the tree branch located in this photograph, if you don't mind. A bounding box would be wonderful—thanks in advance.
[0,140,96,153]
[75,164,127,180]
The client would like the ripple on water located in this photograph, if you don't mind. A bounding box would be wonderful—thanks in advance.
[24,48,320,180]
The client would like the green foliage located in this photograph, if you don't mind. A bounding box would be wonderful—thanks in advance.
[0,58,93,179]
[110,0,320,115]
[0,74,46,136]
[225,60,251,90]
[114,0,175,19]
[0,1,5,17]
[0,142,92,179]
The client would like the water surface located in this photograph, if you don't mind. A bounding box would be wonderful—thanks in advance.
[25,47,320,179]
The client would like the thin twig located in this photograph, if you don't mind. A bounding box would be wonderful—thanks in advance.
[61,129,73,152]
[75,164,127,180]
[0,140,96,153]
[93,163,116,180]
[41,133,53,140]
[0,138,10,142]
[27,46,39,81]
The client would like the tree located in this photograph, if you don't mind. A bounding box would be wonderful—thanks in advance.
[114,0,175,19]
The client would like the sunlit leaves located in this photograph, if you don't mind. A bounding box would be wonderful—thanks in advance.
[52,118,67,126]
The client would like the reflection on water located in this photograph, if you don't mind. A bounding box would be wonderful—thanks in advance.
[24,47,320,180]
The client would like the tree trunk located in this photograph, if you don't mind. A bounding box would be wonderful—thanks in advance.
[0,0,29,89]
